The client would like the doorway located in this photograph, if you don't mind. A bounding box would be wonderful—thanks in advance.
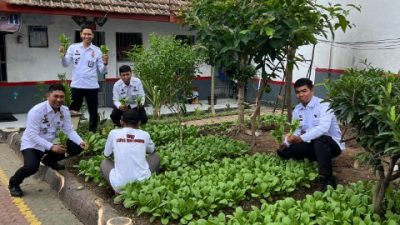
[0,33,6,81]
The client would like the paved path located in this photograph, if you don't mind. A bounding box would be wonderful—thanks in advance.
[0,143,82,225]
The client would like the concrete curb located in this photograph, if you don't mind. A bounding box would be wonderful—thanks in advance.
[6,132,122,225]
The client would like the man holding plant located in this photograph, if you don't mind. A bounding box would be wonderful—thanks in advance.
[277,78,344,192]
[101,109,159,193]
[59,25,108,132]
[110,65,147,127]
[9,84,86,197]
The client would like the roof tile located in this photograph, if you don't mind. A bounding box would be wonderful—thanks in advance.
[6,0,189,16]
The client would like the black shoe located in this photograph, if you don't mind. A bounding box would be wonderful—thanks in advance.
[42,160,65,170]
[321,175,337,192]
[9,185,23,197]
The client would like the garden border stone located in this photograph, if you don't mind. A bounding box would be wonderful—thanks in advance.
[5,131,122,225]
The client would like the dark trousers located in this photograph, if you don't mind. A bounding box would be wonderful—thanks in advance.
[277,135,342,176]
[9,140,82,186]
[110,106,148,127]
[70,88,98,132]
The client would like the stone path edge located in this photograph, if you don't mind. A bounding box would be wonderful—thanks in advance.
[5,131,121,225]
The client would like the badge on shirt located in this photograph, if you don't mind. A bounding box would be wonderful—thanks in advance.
[133,86,138,92]
[74,57,80,65]
[88,60,94,68]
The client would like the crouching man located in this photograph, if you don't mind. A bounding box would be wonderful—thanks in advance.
[9,84,86,197]
[101,109,160,193]
[277,78,344,192]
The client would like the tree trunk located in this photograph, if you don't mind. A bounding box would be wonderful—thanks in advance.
[153,107,161,119]
[237,82,245,126]
[372,157,397,216]
[284,46,296,122]
[250,80,267,147]
[210,65,216,115]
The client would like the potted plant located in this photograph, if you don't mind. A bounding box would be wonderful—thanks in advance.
[58,73,82,130]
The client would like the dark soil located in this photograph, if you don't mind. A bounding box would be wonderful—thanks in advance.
[63,114,376,225]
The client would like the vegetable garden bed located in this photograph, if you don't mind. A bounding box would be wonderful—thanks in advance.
[63,114,398,225]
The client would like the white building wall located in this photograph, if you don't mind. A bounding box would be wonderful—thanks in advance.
[7,0,399,83]
[291,0,400,81]
[6,14,204,82]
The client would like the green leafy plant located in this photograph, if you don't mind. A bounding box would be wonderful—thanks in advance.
[192,181,400,225]
[324,67,400,215]
[119,97,129,107]
[57,73,73,108]
[59,33,71,57]
[78,155,106,186]
[100,44,109,54]
[158,135,248,170]
[115,154,318,224]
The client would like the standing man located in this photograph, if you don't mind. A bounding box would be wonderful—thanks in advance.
[277,78,344,192]
[9,84,86,197]
[59,25,108,132]
[110,65,148,127]
[101,109,159,193]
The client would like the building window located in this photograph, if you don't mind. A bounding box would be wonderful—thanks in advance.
[175,35,195,45]
[116,32,142,61]
[28,26,48,48]
[74,31,105,47]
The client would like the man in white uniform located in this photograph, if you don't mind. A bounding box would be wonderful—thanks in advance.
[278,78,344,192]
[59,25,108,132]
[9,84,86,197]
[110,65,148,126]
[101,109,159,193]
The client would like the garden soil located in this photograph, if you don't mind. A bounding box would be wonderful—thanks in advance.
[64,113,376,225]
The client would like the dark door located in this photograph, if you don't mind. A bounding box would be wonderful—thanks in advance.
[0,33,6,81]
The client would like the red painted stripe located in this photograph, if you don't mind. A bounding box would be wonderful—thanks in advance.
[249,78,293,86]
[0,80,61,87]
[315,68,345,74]
[0,2,171,22]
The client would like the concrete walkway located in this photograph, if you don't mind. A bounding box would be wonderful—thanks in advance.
[0,143,82,225]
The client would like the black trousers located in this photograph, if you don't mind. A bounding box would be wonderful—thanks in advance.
[70,88,98,132]
[277,135,342,176]
[110,106,148,127]
[9,140,82,186]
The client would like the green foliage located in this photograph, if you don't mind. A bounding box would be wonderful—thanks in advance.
[59,33,71,57]
[271,118,300,144]
[325,69,400,166]
[158,136,249,170]
[82,132,107,155]
[126,33,204,115]
[192,181,400,225]
[54,130,68,146]
[100,44,109,54]
[119,97,129,107]
[115,154,318,224]
[142,122,200,147]
[324,68,400,214]
[78,155,106,186]
[57,73,73,107]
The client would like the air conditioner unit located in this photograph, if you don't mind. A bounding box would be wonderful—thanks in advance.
[0,13,21,33]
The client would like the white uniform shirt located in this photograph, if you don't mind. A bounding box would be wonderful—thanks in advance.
[285,96,345,150]
[104,127,155,192]
[61,42,107,89]
[21,101,83,152]
[112,78,145,109]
